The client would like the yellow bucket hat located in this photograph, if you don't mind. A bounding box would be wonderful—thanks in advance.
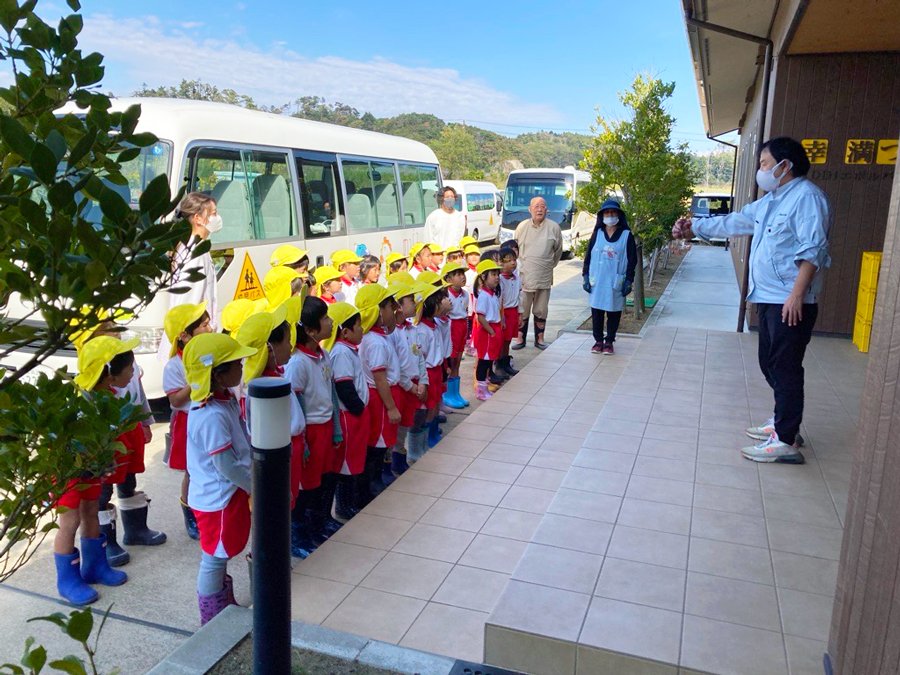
[408,242,431,262]
[413,282,442,319]
[235,304,288,383]
[184,333,257,402]
[428,242,444,254]
[459,236,477,249]
[385,252,405,267]
[264,265,301,310]
[331,249,363,267]
[322,302,361,352]
[464,244,481,256]
[476,259,501,276]
[280,293,304,348]
[314,265,342,289]
[441,261,466,284]
[164,301,208,357]
[387,270,415,286]
[417,270,441,286]
[68,306,131,349]
[74,335,141,391]
[388,281,414,302]
[444,243,464,255]
[355,284,391,333]
[269,244,308,267]
[220,299,262,335]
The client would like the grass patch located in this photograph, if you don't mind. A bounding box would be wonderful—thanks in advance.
[209,637,401,675]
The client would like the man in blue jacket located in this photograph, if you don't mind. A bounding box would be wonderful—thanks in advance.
[672,137,831,464]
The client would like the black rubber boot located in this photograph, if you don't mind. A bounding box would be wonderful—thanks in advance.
[180,499,199,541]
[317,473,342,538]
[498,356,519,376]
[118,494,167,546]
[99,507,130,567]
[534,318,548,350]
[333,474,359,523]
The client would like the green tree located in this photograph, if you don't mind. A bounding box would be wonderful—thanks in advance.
[580,74,697,317]
[431,124,480,179]
[0,0,197,581]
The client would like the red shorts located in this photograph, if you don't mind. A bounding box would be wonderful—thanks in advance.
[473,320,502,360]
[167,410,188,471]
[399,384,418,427]
[450,318,467,357]
[297,421,334,490]
[503,307,520,342]
[194,489,251,559]
[425,365,444,410]
[54,477,102,510]
[367,384,400,448]
[338,408,370,475]
[104,424,146,485]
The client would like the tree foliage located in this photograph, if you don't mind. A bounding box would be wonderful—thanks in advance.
[580,74,698,315]
[0,0,197,580]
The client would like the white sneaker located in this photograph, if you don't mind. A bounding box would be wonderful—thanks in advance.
[741,433,805,464]
[746,417,805,446]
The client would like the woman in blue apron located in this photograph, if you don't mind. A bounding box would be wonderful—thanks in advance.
[582,198,637,355]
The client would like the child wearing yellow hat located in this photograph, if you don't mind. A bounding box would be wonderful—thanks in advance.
[472,260,503,400]
[444,243,464,265]
[497,244,522,378]
[183,332,256,625]
[269,244,310,280]
[220,299,261,335]
[407,242,433,280]
[330,249,363,304]
[441,262,470,409]
[463,244,481,356]
[52,336,137,605]
[413,283,451,449]
[162,302,213,540]
[356,284,402,504]
[263,265,302,310]
[385,251,408,275]
[323,302,369,522]
[314,265,343,305]
[428,243,444,271]
[284,296,339,552]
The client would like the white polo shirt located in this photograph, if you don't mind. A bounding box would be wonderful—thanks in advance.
[243,366,306,437]
[447,287,468,320]
[284,345,334,424]
[499,271,521,309]
[436,316,452,359]
[388,326,416,390]
[475,288,501,323]
[360,328,401,386]
[329,340,370,409]
[415,319,444,369]
[162,354,190,412]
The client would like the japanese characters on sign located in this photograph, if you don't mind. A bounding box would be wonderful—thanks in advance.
[800,138,897,166]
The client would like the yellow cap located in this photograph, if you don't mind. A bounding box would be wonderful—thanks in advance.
[221,299,262,335]
[441,261,466,283]
[444,243,464,255]
[385,252,405,267]
[387,270,415,286]
[74,335,141,391]
[464,244,481,256]
[408,242,431,262]
[459,236,477,248]
[164,302,208,357]
[428,242,444,254]
[476,259,501,275]
[269,244,308,267]
[184,333,257,402]
[355,284,391,333]
[264,265,301,309]
[331,249,363,267]
[314,265,342,288]
[68,306,130,350]
[413,282,442,319]
[235,304,288,383]
[388,281,415,301]
[417,270,441,286]
[322,301,361,351]
[280,294,302,347]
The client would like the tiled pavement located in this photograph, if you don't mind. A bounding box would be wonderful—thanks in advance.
[290,324,867,674]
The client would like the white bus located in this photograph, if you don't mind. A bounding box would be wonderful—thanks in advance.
[443,179,502,244]
[5,98,441,398]
[498,167,595,256]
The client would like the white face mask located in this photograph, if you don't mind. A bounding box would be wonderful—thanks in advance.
[204,214,223,234]
[603,216,619,226]
[756,159,791,193]
[442,197,455,209]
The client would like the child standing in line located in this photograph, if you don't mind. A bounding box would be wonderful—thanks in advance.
[359,254,383,287]
[323,303,370,522]
[331,250,363,304]
[386,252,408,275]
[472,260,503,401]
[497,245,522,378]
[408,243,434,279]
[220,299,261,336]
[263,266,302,310]
[428,243,444,271]
[314,265,343,304]
[284,297,338,553]
[162,302,213,541]
[53,337,136,605]
[444,243,464,266]
[441,262,470,409]
[270,244,312,285]
[463,244,481,357]
[414,284,451,448]
[388,280,428,472]
[183,333,257,625]
[356,284,402,504]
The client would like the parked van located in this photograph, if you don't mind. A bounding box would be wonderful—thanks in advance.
[444,179,502,244]
[498,167,594,256]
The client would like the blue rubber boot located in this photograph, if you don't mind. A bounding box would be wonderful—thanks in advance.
[290,519,316,559]
[449,377,470,408]
[391,450,409,477]
[406,429,428,463]
[427,418,442,448]
[80,535,128,587]
[55,550,98,606]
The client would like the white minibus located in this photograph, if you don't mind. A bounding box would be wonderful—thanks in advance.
[443,179,502,244]
[4,98,441,398]
[498,167,595,256]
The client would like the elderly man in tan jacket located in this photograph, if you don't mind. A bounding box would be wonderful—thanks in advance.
[512,196,563,350]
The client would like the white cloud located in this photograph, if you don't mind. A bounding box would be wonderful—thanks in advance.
[79,13,563,128]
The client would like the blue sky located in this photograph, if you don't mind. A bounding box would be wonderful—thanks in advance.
[43,0,734,151]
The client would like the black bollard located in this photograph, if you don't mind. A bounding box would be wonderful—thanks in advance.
[249,377,292,675]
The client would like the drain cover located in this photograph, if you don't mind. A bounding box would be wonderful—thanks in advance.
[449,660,524,675]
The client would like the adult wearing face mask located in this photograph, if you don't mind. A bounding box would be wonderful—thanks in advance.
[582,198,637,355]
[672,137,831,465]
[423,186,466,251]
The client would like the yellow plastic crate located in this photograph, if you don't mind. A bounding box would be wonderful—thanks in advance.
[856,286,877,323]
[853,315,873,353]
[860,252,882,290]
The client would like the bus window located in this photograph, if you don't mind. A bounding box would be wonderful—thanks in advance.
[398,163,439,225]
[296,152,344,238]
[341,159,402,231]
[244,149,295,240]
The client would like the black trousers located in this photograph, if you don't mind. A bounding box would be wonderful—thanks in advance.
[756,303,817,445]
[591,308,622,344]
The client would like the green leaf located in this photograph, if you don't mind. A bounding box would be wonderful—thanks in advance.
[139,173,170,214]
[66,128,97,167]
[47,656,87,675]
[67,0,81,10]
[127,131,157,148]
[64,609,93,643]
[44,129,67,162]
[30,142,57,183]
[21,643,46,671]
[83,259,106,289]
[0,115,36,160]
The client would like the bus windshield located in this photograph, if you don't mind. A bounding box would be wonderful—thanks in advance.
[503,176,573,213]
[118,140,173,207]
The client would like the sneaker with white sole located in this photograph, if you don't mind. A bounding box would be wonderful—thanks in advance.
[741,433,805,464]
[745,417,805,446]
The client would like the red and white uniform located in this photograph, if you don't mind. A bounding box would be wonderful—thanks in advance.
[330,340,370,475]
[416,318,444,410]
[187,392,252,559]
[464,266,477,316]
[436,316,452,360]
[285,344,334,489]
[410,263,427,280]
[360,327,401,448]
[106,367,153,483]
[447,287,469,357]
[335,276,360,305]
[473,287,502,361]
[390,322,420,427]
[163,353,190,470]
[500,270,522,342]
